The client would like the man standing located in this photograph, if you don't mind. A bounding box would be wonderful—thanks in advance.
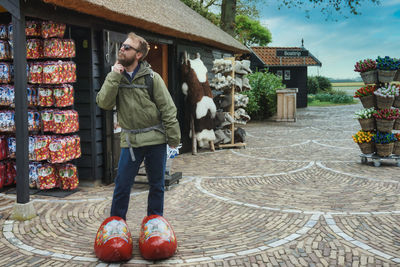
[96,32,181,221]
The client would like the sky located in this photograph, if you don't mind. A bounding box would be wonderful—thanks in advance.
[257,0,400,79]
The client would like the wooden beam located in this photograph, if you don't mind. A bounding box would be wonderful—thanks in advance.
[12,3,30,204]
[0,0,20,18]
[162,44,168,86]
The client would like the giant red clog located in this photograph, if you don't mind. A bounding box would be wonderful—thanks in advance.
[139,215,177,260]
[94,216,133,262]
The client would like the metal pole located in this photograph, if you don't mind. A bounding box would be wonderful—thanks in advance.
[12,7,30,204]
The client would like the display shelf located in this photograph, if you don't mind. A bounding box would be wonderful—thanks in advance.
[356,62,400,165]
[215,57,246,149]
[360,153,400,167]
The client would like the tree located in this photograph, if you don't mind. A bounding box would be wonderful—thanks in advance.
[220,0,236,36]
[181,0,271,45]
[235,15,272,46]
[280,0,380,17]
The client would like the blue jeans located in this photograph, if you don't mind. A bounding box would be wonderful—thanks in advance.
[110,144,167,220]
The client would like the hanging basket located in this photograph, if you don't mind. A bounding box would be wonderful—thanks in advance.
[358,118,375,131]
[378,69,396,83]
[375,119,394,133]
[375,95,394,110]
[394,119,400,130]
[360,70,378,84]
[393,96,400,108]
[358,142,374,154]
[375,143,394,157]
[394,69,400,82]
[359,95,375,109]
[393,141,400,155]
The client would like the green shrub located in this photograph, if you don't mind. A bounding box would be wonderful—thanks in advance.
[307,75,332,94]
[307,76,319,94]
[243,71,285,120]
[315,76,332,92]
[309,90,354,104]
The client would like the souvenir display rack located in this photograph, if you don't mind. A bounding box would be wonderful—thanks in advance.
[212,57,248,149]
[0,19,81,190]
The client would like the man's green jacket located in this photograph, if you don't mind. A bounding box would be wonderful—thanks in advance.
[96,62,181,148]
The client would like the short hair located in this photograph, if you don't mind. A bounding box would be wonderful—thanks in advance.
[127,32,149,61]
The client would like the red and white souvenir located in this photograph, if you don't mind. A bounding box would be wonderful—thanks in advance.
[37,163,56,189]
[94,216,133,262]
[28,62,43,84]
[54,84,73,107]
[57,163,78,190]
[26,21,41,37]
[138,215,177,260]
[41,109,54,132]
[41,21,66,39]
[26,39,43,59]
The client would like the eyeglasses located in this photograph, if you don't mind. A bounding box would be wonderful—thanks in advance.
[120,43,140,52]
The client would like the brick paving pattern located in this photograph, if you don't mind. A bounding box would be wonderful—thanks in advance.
[1,102,400,266]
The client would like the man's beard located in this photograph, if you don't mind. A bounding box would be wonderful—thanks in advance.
[118,53,136,67]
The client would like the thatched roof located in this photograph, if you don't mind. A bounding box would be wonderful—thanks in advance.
[251,47,322,67]
[42,0,249,54]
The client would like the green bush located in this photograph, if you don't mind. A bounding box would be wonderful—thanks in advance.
[307,76,319,94]
[307,75,332,94]
[315,76,332,92]
[309,90,354,104]
[243,71,285,120]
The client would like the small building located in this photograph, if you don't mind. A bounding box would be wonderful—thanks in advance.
[249,46,322,108]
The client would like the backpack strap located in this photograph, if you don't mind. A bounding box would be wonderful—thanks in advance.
[119,70,154,102]
[145,70,154,102]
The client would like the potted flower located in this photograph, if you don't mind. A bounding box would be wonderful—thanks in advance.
[394,58,400,82]
[372,131,396,157]
[354,107,376,131]
[372,108,400,132]
[352,130,374,154]
[393,84,400,108]
[354,59,377,84]
[353,85,376,108]
[393,133,400,155]
[376,56,400,83]
[373,84,397,109]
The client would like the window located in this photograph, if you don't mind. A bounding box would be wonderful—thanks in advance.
[276,70,283,78]
[284,70,291,80]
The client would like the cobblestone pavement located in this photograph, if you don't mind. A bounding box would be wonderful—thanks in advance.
[1,102,400,267]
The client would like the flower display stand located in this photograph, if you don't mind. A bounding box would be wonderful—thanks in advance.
[360,153,400,167]
[354,56,400,167]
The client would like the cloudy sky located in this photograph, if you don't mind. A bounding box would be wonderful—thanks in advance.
[257,0,400,79]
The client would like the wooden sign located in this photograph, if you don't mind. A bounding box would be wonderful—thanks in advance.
[276,50,309,57]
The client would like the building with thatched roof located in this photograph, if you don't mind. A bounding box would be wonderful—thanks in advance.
[0,0,248,190]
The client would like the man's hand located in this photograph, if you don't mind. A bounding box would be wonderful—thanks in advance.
[113,61,124,74]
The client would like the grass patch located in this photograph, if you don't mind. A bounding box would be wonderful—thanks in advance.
[308,99,358,106]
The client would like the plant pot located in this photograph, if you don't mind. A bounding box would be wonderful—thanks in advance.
[358,118,375,131]
[360,70,378,84]
[375,95,394,109]
[393,96,400,108]
[375,143,394,157]
[358,142,374,154]
[394,119,400,130]
[393,141,400,155]
[378,69,396,83]
[359,95,375,109]
[375,118,394,133]
[392,69,400,82]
